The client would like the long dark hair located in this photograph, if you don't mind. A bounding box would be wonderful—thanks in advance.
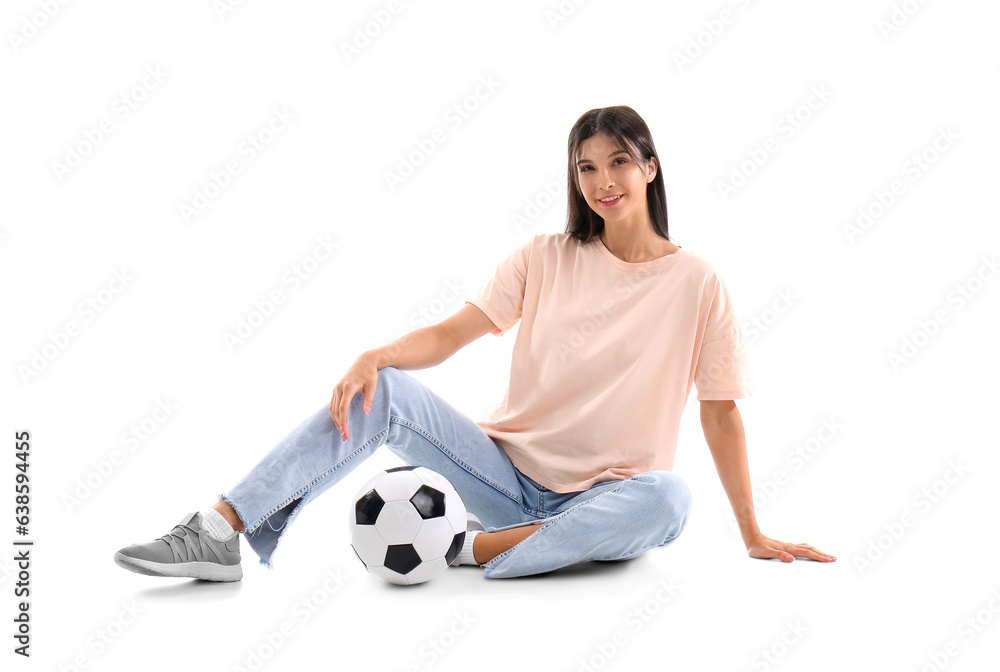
[564,106,670,245]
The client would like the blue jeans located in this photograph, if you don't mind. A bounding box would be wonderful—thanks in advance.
[220,367,693,580]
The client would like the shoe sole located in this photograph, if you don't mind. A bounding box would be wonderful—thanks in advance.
[114,552,243,582]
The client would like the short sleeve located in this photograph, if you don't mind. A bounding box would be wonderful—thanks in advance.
[464,237,533,337]
[694,274,755,400]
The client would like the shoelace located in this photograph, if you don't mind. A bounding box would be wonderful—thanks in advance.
[158,522,194,544]
[158,523,213,563]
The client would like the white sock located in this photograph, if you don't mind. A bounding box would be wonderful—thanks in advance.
[200,508,236,542]
[456,529,483,566]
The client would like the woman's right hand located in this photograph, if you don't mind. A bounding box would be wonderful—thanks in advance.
[329,352,380,442]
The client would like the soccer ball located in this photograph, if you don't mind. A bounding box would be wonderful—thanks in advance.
[348,465,467,585]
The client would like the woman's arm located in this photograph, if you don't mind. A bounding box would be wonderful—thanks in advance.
[366,303,499,371]
[330,304,499,440]
[700,399,836,563]
[700,400,760,545]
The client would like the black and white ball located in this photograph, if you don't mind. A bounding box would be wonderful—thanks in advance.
[348,465,467,585]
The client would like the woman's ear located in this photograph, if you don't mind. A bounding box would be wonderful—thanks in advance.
[645,156,658,183]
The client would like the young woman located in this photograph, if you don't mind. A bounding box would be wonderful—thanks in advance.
[115,106,835,582]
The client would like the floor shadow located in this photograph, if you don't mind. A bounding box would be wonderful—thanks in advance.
[493,555,641,581]
[441,554,643,584]
[134,579,244,601]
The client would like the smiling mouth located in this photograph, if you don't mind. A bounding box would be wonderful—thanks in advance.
[599,195,622,203]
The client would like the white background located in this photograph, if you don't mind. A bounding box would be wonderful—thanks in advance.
[2,0,999,670]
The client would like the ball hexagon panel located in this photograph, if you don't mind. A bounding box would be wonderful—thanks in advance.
[375,501,423,545]
[373,470,423,502]
[403,556,449,585]
[443,493,466,534]
[413,468,454,497]
[352,524,388,567]
[368,564,406,585]
[411,516,456,559]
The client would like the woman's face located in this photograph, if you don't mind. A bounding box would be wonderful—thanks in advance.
[575,133,656,225]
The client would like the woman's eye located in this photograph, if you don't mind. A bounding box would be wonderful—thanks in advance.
[579,158,626,173]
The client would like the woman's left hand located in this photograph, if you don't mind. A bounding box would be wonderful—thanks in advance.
[745,532,836,562]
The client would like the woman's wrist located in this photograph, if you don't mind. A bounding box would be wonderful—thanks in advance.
[361,348,387,370]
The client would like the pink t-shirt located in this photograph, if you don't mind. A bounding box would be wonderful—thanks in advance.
[464,232,755,493]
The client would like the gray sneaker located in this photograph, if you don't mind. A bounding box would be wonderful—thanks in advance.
[114,511,243,582]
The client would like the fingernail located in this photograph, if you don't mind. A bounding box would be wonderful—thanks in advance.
[364,406,370,415]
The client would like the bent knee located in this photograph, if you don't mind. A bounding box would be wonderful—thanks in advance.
[376,365,409,393]
[374,366,428,413]
[376,365,401,382]
[632,470,693,525]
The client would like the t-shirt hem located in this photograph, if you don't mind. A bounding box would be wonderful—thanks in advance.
[511,461,627,494]
[696,389,753,400]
